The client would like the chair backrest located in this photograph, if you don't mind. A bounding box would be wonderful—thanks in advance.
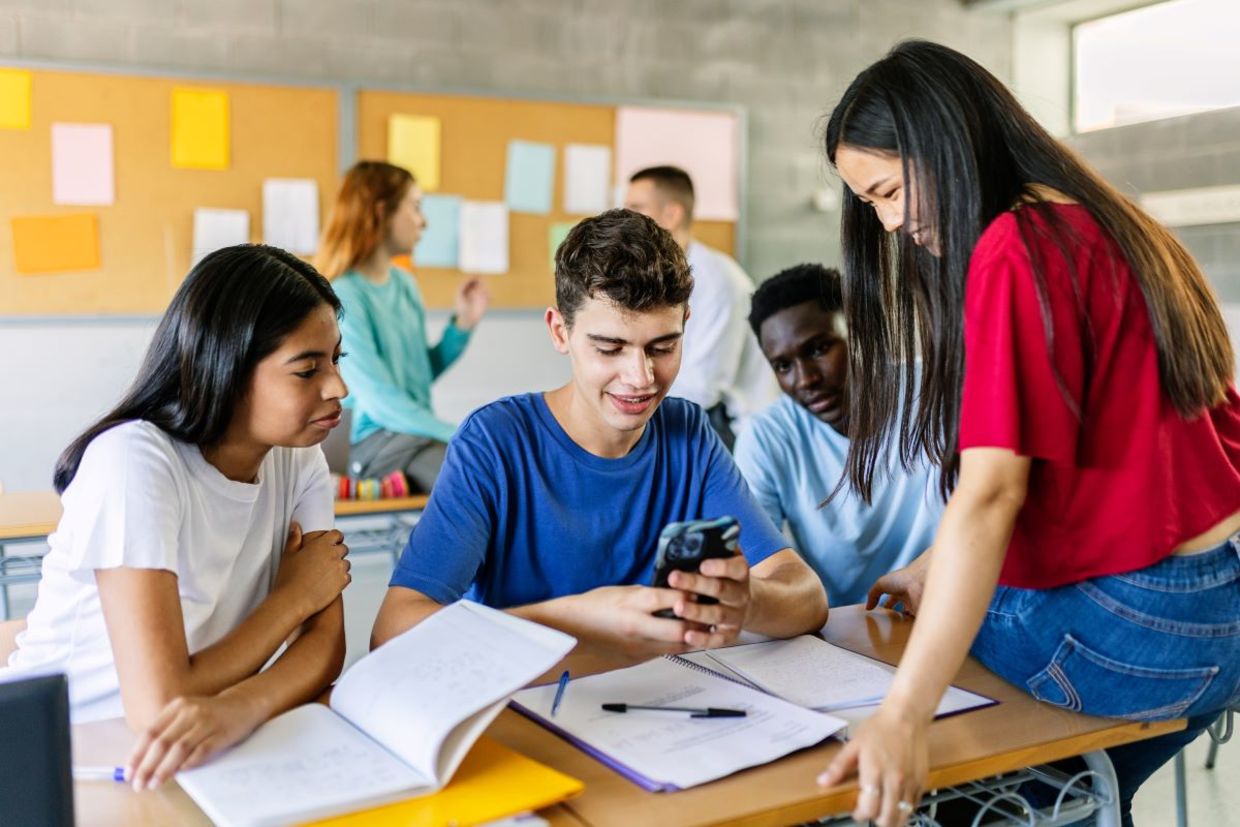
[320,408,353,476]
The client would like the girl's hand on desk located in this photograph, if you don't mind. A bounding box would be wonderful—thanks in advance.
[125,691,261,791]
[865,549,932,616]
[667,553,751,649]
[816,702,929,827]
[274,523,351,618]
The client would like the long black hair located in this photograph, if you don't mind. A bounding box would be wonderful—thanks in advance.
[54,245,341,492]
[825,40,1233,501]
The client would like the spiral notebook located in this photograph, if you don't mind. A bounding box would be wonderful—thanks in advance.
[680,635,997,729]
[511,655,847,792]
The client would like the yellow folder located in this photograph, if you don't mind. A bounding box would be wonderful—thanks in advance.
[302,736,583,827]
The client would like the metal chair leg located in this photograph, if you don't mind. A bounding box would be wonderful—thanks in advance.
[1174,748,1189,827]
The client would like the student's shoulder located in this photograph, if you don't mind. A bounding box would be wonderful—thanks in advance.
[656,395,711,434]
[74,420,186,489]
[736,397,806,459]
[454,393,544,448]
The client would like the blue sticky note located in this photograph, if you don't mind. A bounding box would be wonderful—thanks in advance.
[505,141,556,215]
[415,194,461,269]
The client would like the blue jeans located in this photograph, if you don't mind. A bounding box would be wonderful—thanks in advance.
[969,536,1240,826]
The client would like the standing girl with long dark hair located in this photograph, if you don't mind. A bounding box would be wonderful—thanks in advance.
[816,41,1240,827]
[7,245,352,791]
[316,161,489,492]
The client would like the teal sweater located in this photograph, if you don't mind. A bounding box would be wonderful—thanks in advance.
[333,268,471,445]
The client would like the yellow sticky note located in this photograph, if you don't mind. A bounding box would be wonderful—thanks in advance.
[171,87,230,170]
[11,213,101,274]
[0,69,32,130]
[387,114,440,191]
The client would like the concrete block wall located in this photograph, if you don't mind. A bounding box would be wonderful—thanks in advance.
[0,0,1014,492]
[1070,107,1240,303]
[0,0,1013,279]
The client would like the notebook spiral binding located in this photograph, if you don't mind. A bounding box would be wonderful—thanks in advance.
[664,653,762,691]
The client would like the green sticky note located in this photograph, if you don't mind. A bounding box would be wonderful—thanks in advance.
[548,221,576,273]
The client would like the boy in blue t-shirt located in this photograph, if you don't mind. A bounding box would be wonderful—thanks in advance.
[371,210,828,669]
[733,264,943,608]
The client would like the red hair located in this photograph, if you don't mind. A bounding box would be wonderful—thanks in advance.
[315,160,414,279]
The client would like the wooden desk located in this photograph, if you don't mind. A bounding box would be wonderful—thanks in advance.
[0,492,430,542]
[66,608,1181,826]
[0,491,62,542]
[485,606,1183,827]
[70,716,584,827]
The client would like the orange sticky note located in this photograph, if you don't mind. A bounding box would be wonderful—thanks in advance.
[171,87,230,170]
[0,68,32,129]
[11,213,101,274]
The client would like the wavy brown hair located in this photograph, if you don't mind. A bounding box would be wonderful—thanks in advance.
[315,160,413,279]
[825,40,1233,502]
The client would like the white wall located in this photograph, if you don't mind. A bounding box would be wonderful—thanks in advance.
[1,310,565,491]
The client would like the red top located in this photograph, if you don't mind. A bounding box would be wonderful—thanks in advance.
[959,203,1240,589]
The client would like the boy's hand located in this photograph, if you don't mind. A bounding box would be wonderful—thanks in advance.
[666,553,751,649]
[568,585,704,661]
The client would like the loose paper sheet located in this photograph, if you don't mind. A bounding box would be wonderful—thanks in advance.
[171,88,230,170]
[563,144,611,214]
[11,213,101,274]
[415,194,462,269]
[0,69,32,130]
[548,221,575,272]
[505,140,556,215]
[192,208,249,264]
[458,201,508,275]
[52,123,115,206]
[262,178,320,254]
[614,107,739,221]
[388,114,441,192]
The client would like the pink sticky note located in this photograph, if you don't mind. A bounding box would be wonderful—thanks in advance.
[52,123,115,206]
[615,107,739,221]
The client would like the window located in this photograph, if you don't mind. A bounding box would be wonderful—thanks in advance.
[1074,0,1240,132]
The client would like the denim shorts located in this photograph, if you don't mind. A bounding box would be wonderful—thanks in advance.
[971,535,1240,722]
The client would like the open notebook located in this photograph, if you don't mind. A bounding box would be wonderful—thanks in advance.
[176,601,577,827]
[683,634,996,730]
[511,656,847,792]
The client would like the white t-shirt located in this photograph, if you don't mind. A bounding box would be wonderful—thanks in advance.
[6,421,334,723]
[671,241,779,427]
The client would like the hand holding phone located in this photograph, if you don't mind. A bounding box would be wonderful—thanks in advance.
[651,516,740,619]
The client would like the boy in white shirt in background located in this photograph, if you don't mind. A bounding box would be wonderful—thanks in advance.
[625,165,777,449]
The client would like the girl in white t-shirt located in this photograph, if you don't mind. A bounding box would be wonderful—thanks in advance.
[8,245,352,791]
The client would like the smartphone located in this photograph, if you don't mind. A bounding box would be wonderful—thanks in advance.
[651,516,741,619]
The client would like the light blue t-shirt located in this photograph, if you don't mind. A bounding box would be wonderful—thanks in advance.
[389,394,789,609]
[332,268,471,444]
[734,395,944,606]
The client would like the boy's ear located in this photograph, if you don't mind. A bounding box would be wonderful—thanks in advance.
[545,307,571,354]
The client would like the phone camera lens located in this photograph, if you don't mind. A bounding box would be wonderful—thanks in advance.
[685,534,702,553]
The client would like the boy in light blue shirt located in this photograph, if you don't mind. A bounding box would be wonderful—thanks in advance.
[371,211,828,672]
[734,264,943,606]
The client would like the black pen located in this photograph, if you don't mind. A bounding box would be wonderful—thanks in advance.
[602,703,746,718]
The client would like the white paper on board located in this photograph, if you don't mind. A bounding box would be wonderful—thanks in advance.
[458,201,509,275]
[262,178,320,255]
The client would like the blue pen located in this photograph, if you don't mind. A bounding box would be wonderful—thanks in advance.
[73,765,127,782]
[550,670,571,717]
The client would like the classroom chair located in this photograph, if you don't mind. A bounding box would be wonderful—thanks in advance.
[1173,705,1236,827]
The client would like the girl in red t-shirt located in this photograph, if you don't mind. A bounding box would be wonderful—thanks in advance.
[816,40,1240,827]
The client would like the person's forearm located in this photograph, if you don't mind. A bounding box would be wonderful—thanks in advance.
[220,598,346,728]
[745,562,829,636]
[175,586,315,699]
[884,487,1020,722]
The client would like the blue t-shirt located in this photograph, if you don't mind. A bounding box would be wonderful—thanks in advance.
[734,395,944,606]
[390,393,789,608]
